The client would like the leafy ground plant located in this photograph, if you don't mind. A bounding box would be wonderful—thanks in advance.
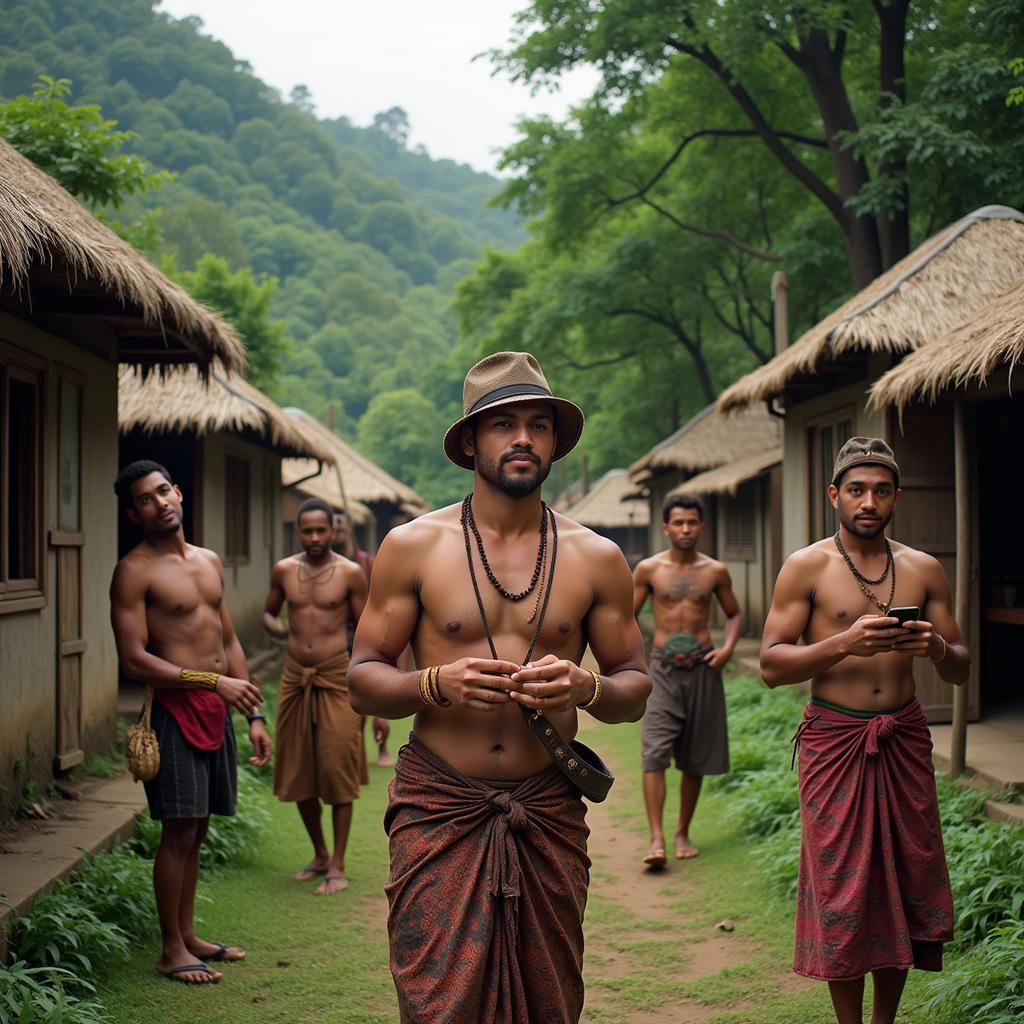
[0,962,109,1024]
[64,849,155,940]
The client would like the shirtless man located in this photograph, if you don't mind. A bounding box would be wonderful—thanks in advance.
[632,494,742,868]
[263,497,375,894]
[349,352,650,1023]
[760,438,969,1024]
[110,460,270,985]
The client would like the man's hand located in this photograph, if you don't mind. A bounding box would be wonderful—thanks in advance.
[263,615,288,641]
[894,619,939,659]
[215,676,263,716]
[510,654,591,712]
[436,657,521,712]
[703,647,731,672]
[841,614,907,657]
[248,719,272,767]
[373,716,390,745]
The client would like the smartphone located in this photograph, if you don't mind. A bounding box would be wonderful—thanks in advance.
[889,606,920,626]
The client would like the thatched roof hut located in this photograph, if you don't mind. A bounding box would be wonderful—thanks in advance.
[281,407,428,519]
[675,448,783,498]
[557,469,650,530]
[629,402,782,488]
[118,366,333,460]
[0,137,245,373]
[870,277,1024,411]
[718,206,1024,412]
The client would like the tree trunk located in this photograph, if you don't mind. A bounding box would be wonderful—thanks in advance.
[876,0,911,268]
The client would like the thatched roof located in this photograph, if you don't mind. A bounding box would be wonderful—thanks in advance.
[870,277,1024,410]
[281,407,428,517]
[0,138,245,373]
[673,448,782,497]
[558,469,651,529]
[718,206,1024,412]
[629,402,782,485]
[118,366,333,460]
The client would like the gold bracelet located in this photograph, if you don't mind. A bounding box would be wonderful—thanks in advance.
[930,634,950,664]
[418,668,436,706]
[180,668,220,690]
[578,670,602,709]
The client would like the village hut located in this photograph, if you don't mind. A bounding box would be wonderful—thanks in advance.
[718,204,1024,739]
[0,137,243,806]
[555,469,650,566]
[281,406,428,554]
[628,402,783,632]
[118,367,334,647]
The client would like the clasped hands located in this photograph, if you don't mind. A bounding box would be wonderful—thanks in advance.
[843,614,943,659]
[433,654,594,713]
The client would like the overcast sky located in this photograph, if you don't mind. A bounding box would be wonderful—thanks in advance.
[158,0,598,175]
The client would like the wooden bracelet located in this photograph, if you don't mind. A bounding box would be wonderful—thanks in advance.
[578,670,602,709]
[180,668,220,690]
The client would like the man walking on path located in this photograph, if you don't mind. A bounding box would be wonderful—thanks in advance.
[110,460,270,985]
[350,351,650,1024]
[332,507,392,766]
[632,495,742,868]
[759,437,969,1024]
[263,497,374,894]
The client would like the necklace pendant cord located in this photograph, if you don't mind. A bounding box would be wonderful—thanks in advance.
[834,532,896,614]
[464,494,548,602]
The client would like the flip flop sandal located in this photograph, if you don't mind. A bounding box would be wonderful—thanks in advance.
[643,849,667,869]
[293,864,328,881]
[161,962,218,983]
[204,942,245,963]
[315,874,349,894]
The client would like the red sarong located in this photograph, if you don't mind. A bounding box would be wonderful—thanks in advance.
[384,736,590,1023]
[794,699,953,981]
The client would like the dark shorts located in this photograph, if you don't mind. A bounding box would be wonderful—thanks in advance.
[641,654,729,775]
[143,701,238,820]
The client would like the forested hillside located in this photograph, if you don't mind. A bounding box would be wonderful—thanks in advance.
[0,0,523,506]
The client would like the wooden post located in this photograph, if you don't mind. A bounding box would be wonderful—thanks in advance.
[771,271,789,356]
[950,399,970,776]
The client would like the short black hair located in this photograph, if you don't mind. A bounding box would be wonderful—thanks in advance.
[114,460,173,511]
[662,493,704,523]
[296,497,334,524]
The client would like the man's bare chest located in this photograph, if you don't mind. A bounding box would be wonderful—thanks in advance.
[652,565,713,607]
[283,568,349,613]
[811,562,927,629]
[147,562,221,618]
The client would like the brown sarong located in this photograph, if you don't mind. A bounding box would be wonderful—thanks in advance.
[273,651,368,805]
[793,698,953,981]
[385,736,590,1023]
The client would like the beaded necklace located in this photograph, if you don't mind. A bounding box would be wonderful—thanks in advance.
[833,531,895,614]
[462,494,547,602]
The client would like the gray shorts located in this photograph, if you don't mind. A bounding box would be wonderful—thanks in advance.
[143,701,238,820]
[641,654,729,775]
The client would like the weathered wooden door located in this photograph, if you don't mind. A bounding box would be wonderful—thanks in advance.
[52,373,84,770]
[889,406,974,723]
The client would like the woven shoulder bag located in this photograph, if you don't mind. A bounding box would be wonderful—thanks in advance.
[124,685,160,783]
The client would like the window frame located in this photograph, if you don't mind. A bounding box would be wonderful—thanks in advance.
[721,482,758,562]
[223,449,251,566]
[807,406,856,543]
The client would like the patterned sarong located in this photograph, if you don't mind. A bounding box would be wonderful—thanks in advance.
[794,698,953,980]
[385,736,591,1023]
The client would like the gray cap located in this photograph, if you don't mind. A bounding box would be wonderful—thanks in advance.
[832,437,900,487]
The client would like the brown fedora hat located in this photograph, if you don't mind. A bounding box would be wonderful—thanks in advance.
[443,351,585,470]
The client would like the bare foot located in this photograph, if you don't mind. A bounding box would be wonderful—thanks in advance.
[377,750,394,767]
[315,873,349,895]
[156,954,223,984]
[293,860,328,881]
[643,841,667,870]
[675,834,700,859]
[187,938,246,963]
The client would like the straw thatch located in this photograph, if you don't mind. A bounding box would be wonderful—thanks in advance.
[558,469,651,529]
[870,277,1024,410]
[281,407,428,516]
[629,402,782,484]
[0,138,245,373]
[118,366,333,460]
[718,206,1024,412]
[672,448,782,498]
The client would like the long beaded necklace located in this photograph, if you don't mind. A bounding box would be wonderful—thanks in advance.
[297,552,337,587]
[462,494,547,602]
[834,531,896,614]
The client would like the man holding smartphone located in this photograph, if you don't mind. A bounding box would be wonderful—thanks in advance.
[759,438,969,1024]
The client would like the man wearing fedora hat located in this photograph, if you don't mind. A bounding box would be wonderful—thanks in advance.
[759,437,969,1024]
[350,351,650,1023]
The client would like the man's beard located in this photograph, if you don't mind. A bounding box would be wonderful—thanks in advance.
[839,508,892,539]
[477,450,551,498]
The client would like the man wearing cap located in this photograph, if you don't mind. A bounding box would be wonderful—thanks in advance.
[349,352,650,1023]
[760,437,969,1024]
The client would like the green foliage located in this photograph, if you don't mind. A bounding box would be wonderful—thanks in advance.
[62,849,155,940]
[78,749,124,780]
[0,962,109,1024]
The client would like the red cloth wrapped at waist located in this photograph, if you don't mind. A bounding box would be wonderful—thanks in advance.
[793,698,953,981]
[154,688,227,752]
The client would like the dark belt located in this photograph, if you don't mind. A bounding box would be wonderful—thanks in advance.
[519,704,614,802]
